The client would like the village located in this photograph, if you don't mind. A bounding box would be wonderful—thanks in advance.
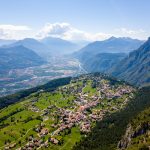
[4,74,135,150]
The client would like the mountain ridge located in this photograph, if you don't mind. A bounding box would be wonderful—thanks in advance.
[74,37,144,58]
[40,36,80,54]
[110,37,150,86]
[0,45,46,73]
[9,38,51,59]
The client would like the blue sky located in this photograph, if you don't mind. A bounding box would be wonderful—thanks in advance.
[0,0,150,40]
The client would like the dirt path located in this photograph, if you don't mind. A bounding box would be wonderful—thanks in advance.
[0,128,32,150]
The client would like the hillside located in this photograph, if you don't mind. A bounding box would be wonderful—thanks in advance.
[110,37,150,87]
[0,77,71,109]
[118,105,150,150]
[81,53,126,73]
[0,73,136,150]
[74,37,143,76]
[0,45,46,73]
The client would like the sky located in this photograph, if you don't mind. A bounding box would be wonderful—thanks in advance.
[0,0,150,41]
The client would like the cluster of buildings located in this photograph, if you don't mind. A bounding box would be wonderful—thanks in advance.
[18,137,48,150]
[14,75,135,149]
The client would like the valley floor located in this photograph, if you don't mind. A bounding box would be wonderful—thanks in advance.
[0,57,85,97]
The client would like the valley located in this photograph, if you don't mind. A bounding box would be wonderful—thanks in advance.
[0,1,150,150]
[0,36,149,150]
[0,57,84,97]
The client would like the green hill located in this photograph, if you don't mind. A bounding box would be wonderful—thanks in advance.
[0,73,136,150]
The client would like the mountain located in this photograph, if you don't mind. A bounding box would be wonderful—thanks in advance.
[41,37,80,54]
[110,37,150,87]
[82,53,126,72]
[1,37,86,59]
[10,38,51,59]
[0,39,17,46]
[0,45,46,73]
[74,37,144,59]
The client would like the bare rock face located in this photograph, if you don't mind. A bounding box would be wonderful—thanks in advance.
[131,122,150,138]
[118,122,150,149]
[117,124,132,149]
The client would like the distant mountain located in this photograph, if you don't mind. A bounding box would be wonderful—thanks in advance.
[0,39,17,46]
[2,37,85,58]
[10,38,51,59]
[74,37,144,59]
[82,53,126,73]
[110,37,150,87]
[41,37,80,54]
[71,40,90,48]
[0,45,46,73]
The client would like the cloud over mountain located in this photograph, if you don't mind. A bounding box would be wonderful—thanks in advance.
[0,23,148,41]
[0,25,31,40]
[114,27,146,39]
[36,22,111,41]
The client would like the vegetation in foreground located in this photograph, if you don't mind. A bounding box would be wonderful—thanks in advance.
[0,73,135,150]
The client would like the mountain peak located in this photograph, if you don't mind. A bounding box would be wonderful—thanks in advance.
[108,36,117,40]
[107,36,141,42]
[19,38,38,43]
[147,37,150,42]
[139,36,150,48]
[107,36,132,42]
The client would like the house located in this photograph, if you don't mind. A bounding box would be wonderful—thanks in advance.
[39,128,49,136]
[49,138,59,144]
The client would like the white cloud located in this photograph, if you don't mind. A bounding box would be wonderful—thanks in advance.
[0,25,31,31]
[114,27,146,39]
[0,23,148,41]
[36,22,111,41]
[0,25,31,39]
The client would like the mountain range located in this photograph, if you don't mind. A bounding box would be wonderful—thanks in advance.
[75,37,150,87]
[0,36,149,87]
[9,38,52,59]
[0,36,85,84]
[0,36,150,150]
[74,37,143,73]
[74,37,143,59]
[110,37,150,87]
[1,37,83,60]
